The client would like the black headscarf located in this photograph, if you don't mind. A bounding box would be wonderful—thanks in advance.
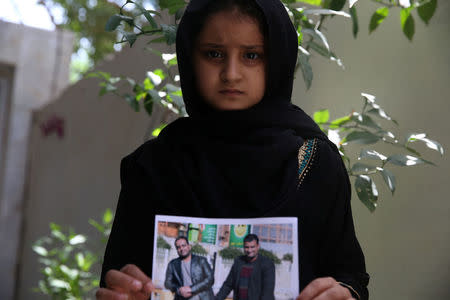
[140,0,329,217]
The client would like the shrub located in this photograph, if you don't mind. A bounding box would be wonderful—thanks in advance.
[259,248,281,264]
[219,247,243,260]
[156,236,171,250]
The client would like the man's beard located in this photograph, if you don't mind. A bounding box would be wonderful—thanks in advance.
[245,254,256,262]
[179,251,191,260]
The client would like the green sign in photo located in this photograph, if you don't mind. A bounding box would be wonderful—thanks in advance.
[229,224,251,248]
[201,224,217,244]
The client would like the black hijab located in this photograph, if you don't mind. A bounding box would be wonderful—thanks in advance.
[139,0,329,217]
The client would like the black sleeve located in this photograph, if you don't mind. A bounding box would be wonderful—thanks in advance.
[215,259,236,300]
[317,145,370,300]
[100,153,155,287]
[190,257,214,294]
[164,262,181,293]
[260,258,275,300]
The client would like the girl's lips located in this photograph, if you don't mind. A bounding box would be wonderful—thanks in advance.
[220,89,244,95]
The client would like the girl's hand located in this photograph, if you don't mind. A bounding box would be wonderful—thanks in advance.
[96,264,154,300]
[296,277,355,300]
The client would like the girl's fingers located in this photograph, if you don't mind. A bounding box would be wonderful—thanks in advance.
[105,269,143,293]
[120,264,155,294]
[96,287,129,300]
[313,284,353,300]
[296,277,337,300]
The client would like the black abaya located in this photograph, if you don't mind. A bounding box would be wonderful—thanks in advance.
[100,0,369,298]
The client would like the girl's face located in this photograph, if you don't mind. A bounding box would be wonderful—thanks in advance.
[193,10,266,111]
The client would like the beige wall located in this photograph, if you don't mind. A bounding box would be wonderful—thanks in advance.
[0,21,73,300]
[15,2,450,300]
[16,39,175,300]
[292,1,450,299]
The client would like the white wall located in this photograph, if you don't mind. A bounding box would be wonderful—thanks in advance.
[292,2,450,299]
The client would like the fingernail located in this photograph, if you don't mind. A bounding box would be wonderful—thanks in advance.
[132,280,142,290]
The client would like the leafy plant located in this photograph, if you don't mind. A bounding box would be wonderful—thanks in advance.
[32,209,114,300]
[157,236,172,250]
[191,243,208,255]
[259,248,282,264]
[218,247,243,260]
[283,253,293,262]
[312,93,443,211]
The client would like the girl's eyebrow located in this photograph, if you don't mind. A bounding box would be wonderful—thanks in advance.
[198,43,264,49]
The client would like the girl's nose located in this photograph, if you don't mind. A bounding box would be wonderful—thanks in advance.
[220,55,242,83]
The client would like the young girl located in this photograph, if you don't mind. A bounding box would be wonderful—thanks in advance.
[97,0,369,299]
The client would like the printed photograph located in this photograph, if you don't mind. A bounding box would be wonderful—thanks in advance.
[151,215,299,300]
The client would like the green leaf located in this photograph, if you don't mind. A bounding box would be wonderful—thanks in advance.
[132,1,158,29]
[418,0,437,25]
[306,41,344,68]
[154,69,166,81]
[298,50,313,89]
[144,94,154,116]
[349,0,359,8]
[351,113,381,130]
[159,0,187,14]
[400,8,415,41]
[103,208,113,224]
[175,7,185,21]
[313,109,330,124]
[329,115,351,129]
[355,175,378,212]
[105,14,123,32]
[406,133,444,155]
[124,32,137,47]
[359,149,387,161]
[152,124,168,137]
[405,146,421,157]
[76,253,85,269]
[69,235,86,245]
[349,5,358,38]
[148,89,162,102]
[328,0,346,11]
[344,131,381,144]
[379,168,396,194]
[302,9,350,18]
[49,279,70,290]
[50,226,66,241]
[89,219,105,232]
[60,265,79,280]
[351,162,376,173]
[302,28,330,51]
[369,7,389,33]
[141,78,153,91]
[125,94,140,112]
[161,24,177,45]
[50,222,61,232]
[295,0,321,5]
[32,245,48,257]
[387,154,434,166]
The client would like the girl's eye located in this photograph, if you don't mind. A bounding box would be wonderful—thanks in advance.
[206,51,223,59]
[245,52,260,60]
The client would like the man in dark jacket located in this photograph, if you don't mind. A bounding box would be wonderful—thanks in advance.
[164,236,215,300]
[216,234,275,300]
